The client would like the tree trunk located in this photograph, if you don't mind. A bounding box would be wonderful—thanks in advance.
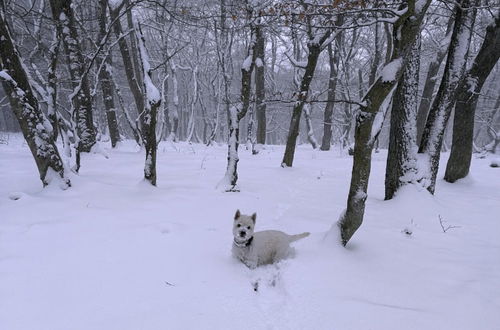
[0,3,69,187]
[109,2,145,130]
[320,19,343,151]
[218,10,256,191]
[418,0,477,194]
[255,24,266,149]
[49,0,96,161]
[136,23,160,186]
[338,0,431,246]
[98,0,120,147]
[415,16,454,145]
[385,36,421,200]
[281,30,331,167]
[444,12,500,182]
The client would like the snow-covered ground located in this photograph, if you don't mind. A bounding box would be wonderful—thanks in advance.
[1,134,499,330]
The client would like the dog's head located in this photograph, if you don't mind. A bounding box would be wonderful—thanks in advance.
[233,209,256,242]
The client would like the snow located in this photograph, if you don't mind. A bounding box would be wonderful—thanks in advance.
[108,0,123,10]
[380,58,402,83]
[241,55,253,72]
[1,135,500,330]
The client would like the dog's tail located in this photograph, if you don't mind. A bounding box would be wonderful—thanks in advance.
[289,232,310,242]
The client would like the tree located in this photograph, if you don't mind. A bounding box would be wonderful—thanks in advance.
[384,36,420,200]
[281,8,333,167]
[254,23,266,150]
[320,15,343,151]
[49,0,97,171]
[218,4,257,191]
[444,11,500,182]
[97,0,121,148]
[418,0,477,194]
[338,0,431,246]
[0,0,69,187]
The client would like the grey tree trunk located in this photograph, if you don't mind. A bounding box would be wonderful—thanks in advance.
[109,2,145,132]
[444,12,500,182]
[320,17,343,151]
[415,16,454,145]
[49,0,96,164]
[98,0,120,147]
[418,0,477,194]
[338,0,431,246]
[385,36,421,200]
[136,23,160,186]
[219,16,256,191]
[255,24,266,148]
[0,3,69,187]
[281,30,332,167]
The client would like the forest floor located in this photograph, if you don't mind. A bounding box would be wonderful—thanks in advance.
[1,133,499,330]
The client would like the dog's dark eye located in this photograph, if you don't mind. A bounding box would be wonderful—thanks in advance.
[247,226,251,230]
[237,224,241,228]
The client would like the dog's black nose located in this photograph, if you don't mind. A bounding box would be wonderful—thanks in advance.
[239,231,245,237]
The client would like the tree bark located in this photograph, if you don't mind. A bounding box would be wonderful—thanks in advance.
[320,18,343,151]
[0,2,69,187]
[136,23,160,186]
[218,8,257,191]
[415,16,454,145]
[385,36,421,200]
[98,0,120,147]
[418,0,477,194]
[444,11,500,182]
[281,30,332,167]
[338,0,431,246]
[255,24,266,148]
[109,2,145,130]
[49,0,96,160]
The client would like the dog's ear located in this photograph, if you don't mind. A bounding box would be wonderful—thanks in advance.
[251,213,256,223]
[234,209,241,220]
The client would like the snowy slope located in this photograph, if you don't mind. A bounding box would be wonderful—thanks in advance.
[0,134,499,330]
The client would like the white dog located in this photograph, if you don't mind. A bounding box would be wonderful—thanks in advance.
[232,210,310,269]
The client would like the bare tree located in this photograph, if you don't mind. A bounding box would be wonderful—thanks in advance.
[0,0,69,187]
[338,0,432,246]
[445,11,500,182]
[49,0,97,171]
[418,0,477,194]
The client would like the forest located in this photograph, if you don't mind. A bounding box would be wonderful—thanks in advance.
[0,0,499,329]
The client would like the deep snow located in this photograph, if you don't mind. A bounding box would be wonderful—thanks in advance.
[1,134,499,330]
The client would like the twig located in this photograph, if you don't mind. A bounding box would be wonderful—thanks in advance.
[438,215,461,233]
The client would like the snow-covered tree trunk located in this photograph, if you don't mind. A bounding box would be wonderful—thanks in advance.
[320,19,342,151]
[97,0,120,148]
[136,23,161,186]
[254,24,266,150]
[445,12,500,182]
[338,0,431,246]
[168,62,180,142]
[415,16,454,145]
[418,0,477,194]
[218,13,256,191]
[0,4,69,188]
[303,103,318,149]
[281,29,332,167]
[384,36,420,200]
[49,0,96,164]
